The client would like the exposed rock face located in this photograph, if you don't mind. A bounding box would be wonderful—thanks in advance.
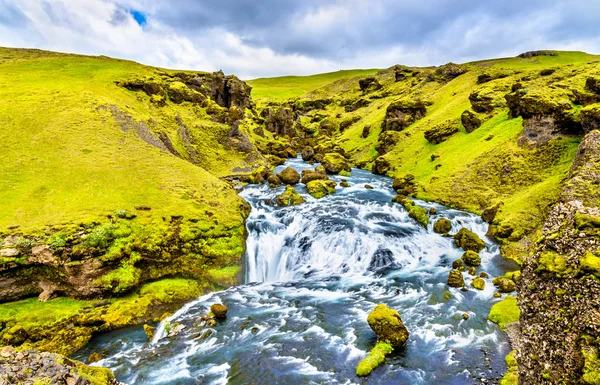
[424,120,459,144]
[366,304,409,349]
[435,62,468,80]
[469,90,506,113]
[518,50,558,58]
[301,146,315,162]
[376,131,402,155]
[372,156,391,175]
[381,98,431,132]
[359,76,383,92]
[517,130,600,384]
[461,110,483,133]
[261,106,296,137]
[0,346,116,385]
[505,88,583,144]
[392,173,417,196]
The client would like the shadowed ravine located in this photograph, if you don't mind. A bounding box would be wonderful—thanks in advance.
[75,157,518,385]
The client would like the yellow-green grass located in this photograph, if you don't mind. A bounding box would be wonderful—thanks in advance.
[0,47,251,235]
[488,296,520,330]
[247,69,379,104]
[480,51,600,70]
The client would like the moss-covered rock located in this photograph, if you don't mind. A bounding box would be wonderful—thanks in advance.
[277,167,300,185]
[492,276,516,293]
[210,303,228,319]
[453,228,485,252]
[488,296,520,330]
[267,174,282,187]
[301,146,315,162]
[391,173,417,196]
[366,304,409,348]
[301,168,329,184]
[461,110,483,133]
[356,341,393,377]
[381,98,431,131]
[447,269,465,288]
[424,120,459,144]
[579,252,600,278]
[143,324,155,341]
[472,277,486,290]
[306,180,337,199]
[321,153,351,174]
[372,156,391,175]
[461,250,481,266]
[395,198,429,227]
[536,250,571,276]
[452,259,463,269]
[276,185,304,206]
[500,350,519,385]
[433,218,452,234]
[581,345,600,384]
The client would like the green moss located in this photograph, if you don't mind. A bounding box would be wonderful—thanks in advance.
[454,228,485,252]
[395,198,429,227]
[582,346,600,384]
[356,341,394,377]
[276,185,305,206]
[580,252,600,278]
[488,296,520,330]
[574,213,600,235]
[306,180,337,199]
[472,277,485,290]
[339,170,351,177]
[206,265,241,287]
[366,304,409,348]
[500,350,519,385]
[537,250,572,276]
[74,361,115,385]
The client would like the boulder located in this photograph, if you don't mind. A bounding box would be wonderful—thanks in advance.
[447,269,465,288]
[454,228,485,252]
[88,352,106,364]
[461,250,482,266]
[394,197,429,227]
[340,180,351,188]
[210,303,228,319]
[306,180,337,199]
[433,218,452,234]
[366,304,409,349]
[376,131,402,154]
[277,167,300,185]
[362,125,371,138]
[261,106,296,137]
[492,276,516,293]
[276,186,304,206]
[435,62,468,80]
[461,110,483,133]
[359,76,383,92]
[469,89,506,113]
[301,168,328,184]
[372,157,391,175]
[267,174,281,188]
[301,146,315,162]
[364,185,374,190]
[321,153,351,174]
[424,120,459,144]
[452,259,463,269]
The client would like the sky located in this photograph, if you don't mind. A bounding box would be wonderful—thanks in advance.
[0,0,599,79]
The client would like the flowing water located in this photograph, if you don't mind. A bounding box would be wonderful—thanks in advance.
[75,157,518,385]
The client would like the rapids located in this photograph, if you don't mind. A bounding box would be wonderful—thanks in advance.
[75,157,518,385]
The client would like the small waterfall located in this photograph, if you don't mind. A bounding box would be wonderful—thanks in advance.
[79,158,516,385]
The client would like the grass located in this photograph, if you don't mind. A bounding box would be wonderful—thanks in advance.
[488,296,521,330]
[0,47,252,235]
[247,69,379,105]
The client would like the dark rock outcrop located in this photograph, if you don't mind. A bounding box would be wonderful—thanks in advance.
[381,98,431,132]
[372,157,391,175]
[261,106,296,137]
[461,110,483,133]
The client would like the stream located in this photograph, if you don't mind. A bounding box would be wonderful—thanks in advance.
[75,157,518,385]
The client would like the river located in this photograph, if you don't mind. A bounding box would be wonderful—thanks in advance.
[75,157,517,385]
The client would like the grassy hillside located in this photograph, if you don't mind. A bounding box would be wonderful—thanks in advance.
[0,48,264,353]
[249,50,600,262]
[247,69,379,105]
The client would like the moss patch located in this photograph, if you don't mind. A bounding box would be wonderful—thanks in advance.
[356,341,393,377]
[488,296,520,330]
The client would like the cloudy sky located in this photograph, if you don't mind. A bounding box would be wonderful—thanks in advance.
[0,0,599,79]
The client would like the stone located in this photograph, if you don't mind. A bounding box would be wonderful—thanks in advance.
[452,259,463,269]
[276,186,304,206]
[0,248,19,257]
[461,110,482,133]
[381,98,431,132]
[301,146,315,162]
[364,184,374,190]
[321,153,351,174]
[277,167,300,185]
[433,218,452,234]
[267,174,281,187]
[306,180,337,199]
[424,120,459,144]
[462,250,482,266]
[301,168,328,184]
[447,269,465,288]
[143,324,155,341]
[492,276,516,293]
[472,277,486,290]
[454,228,485,252]
[372,156,391,175]
[210,303,228,319]
[366,304,409,348]
[87,352,105,364]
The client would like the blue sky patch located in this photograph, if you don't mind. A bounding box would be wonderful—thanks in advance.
[129,9,147,27]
